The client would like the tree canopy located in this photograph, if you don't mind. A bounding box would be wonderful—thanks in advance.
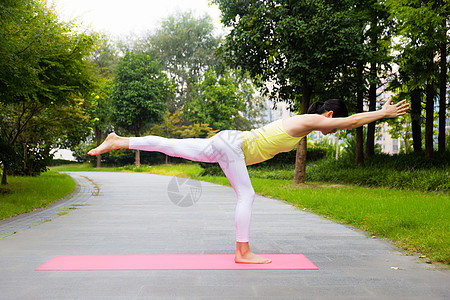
[137,11,222,111]
[110,52,174,165]
[0,0,100,184]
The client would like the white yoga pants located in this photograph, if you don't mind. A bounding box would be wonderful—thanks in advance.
[129,131,255,243]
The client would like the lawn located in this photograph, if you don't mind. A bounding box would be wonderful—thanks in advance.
[0,171,76,220]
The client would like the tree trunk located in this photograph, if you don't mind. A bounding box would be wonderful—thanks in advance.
[438,37,447,153]
[1,165,7,185]
[425,59,435,159]
[293,83,312,184]
[403,133,408,153]
[355,130,364,165]
[366,62,377,157]
[135,130,141,167]
[95,126,102,168]
[23,138,28,175]
[335,134,339,160]
[410,89,422,152]
[293,138,307,184]
[355,61,364,165]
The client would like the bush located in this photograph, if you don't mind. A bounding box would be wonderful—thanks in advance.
[306,152,450,192]
[200,151,450,192]
[49,159,77,166]
[9,142,51,176]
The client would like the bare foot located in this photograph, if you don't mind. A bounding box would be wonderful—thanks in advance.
[88,133,124,156]
[235,251,272,264]
[235,242,271,264]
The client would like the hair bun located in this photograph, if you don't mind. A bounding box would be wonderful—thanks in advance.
[307,101,324,114]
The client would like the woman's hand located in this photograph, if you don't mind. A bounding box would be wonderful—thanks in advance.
[382,97,410,118]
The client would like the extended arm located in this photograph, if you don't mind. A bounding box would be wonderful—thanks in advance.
[306,98,409,132]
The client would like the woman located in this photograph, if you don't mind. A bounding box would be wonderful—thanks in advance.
[88,97,409,264]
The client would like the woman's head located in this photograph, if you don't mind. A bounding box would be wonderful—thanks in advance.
[307,99,348,118]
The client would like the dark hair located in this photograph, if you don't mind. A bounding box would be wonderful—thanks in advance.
[307,99,348,118]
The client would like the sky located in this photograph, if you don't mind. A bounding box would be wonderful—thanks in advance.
[48,0,224,38]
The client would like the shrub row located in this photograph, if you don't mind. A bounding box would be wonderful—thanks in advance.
[200,152,450,192]
[306,160,449,192]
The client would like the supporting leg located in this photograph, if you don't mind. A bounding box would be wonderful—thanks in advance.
[212,131,271,264]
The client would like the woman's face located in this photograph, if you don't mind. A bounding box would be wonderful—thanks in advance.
[321,128,337,135]
[320,111,336,135]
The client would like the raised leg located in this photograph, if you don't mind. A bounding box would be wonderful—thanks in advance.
[128,135,218,163]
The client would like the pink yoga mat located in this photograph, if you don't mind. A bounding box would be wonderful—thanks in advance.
[35,254,318,271]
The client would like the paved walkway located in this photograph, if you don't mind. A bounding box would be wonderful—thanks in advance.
[0,172,448,300]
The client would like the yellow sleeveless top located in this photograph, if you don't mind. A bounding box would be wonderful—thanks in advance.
[241,119,304,165]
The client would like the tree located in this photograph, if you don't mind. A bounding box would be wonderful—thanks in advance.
[331,0,393,165]
[387,0,449,159]
[362,0,394,159]
[13,99,91,176]
[150,109,217,164]
[111,52,174,166]
[185,69,260,131]
[389,43,425,153]
[438,5,448,154]
[87,38,120,168]
[0,0,99,184]
[213,0,364,183]
[137,11,221,111]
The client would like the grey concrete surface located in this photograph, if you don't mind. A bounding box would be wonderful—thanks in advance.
[0,171,448,300]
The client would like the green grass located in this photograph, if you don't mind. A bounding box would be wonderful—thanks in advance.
[50,163,119,172]
[48,163,450,265]
[0,171,76,220]
[50,163,204,177]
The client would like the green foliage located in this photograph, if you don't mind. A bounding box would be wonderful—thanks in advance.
[386,0,448,154]
[0,0,101,183]
[111,52,174,136]
[49,159,77,166]
[306,152,450,192]
[136,11,221,111]
[185,70,249,130]
[200,149,449,192]
[1,93,94,177]
[0,0,98,106]
[214,0,364,104]
[150,108,218,139]
[84,37,119,133]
